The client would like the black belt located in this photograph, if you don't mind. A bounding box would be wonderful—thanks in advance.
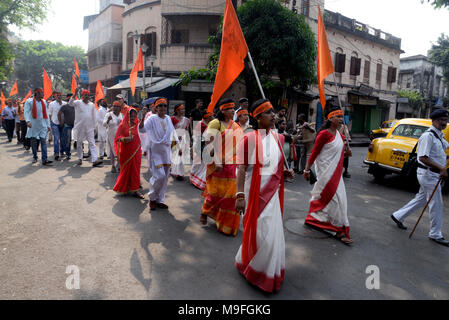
[417,163,440,174]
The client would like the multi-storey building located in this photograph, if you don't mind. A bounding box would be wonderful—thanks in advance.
[285,0,403,134]
[398,54,448,118]
[84,0,124,99]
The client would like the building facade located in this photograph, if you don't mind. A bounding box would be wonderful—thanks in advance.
[398,54,448,118]
[84,1,125,99]
[284,0,403,134]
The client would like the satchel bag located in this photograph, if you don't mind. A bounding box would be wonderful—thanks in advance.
[401,143,418,178]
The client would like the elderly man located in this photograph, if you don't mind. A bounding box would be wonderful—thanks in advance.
[69,88,103,167]
[23,88,52,165]
[144,97,178,211]
[391,109,449,246]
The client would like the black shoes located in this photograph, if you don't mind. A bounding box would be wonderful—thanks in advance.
[343,172,351,178]
[429,237,449,246]
[92,160,103,167]
[42,160,53,166]
[391,215,407,230]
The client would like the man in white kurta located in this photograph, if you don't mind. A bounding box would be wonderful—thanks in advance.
[69,89,103,167]
[96,99,108,160]
[144,98,178,210]
[103,101,123,173]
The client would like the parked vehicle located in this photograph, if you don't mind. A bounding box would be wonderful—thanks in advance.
[369,119,397,140]
[364,118,449,181]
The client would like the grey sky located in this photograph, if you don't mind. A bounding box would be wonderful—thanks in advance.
[15,0,449,57]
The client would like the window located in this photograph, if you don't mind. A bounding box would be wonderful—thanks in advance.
[350,56,361,76]
[123,0,136,5]
[113,45,122,62]
[171,29,189,44]
[141,32,157,56]
[387,66,397,83]
[376,62,382,84]
[363,59,371,82]
[335,53,346,73]
[301,0,310,17]
[391,124,428,139]
[127,33,135,63]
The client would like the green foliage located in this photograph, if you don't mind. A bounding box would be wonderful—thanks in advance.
[423,0,449,9]
[0,0,51,80]
[398,89,424,109]
[428,34,449,90]
[180,0,316,97]
[13,40,86,95]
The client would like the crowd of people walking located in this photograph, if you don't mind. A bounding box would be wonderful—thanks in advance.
[1,88,448,294]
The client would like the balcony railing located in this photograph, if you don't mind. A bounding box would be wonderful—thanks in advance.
[324,9,402,51]
[162,0,225,16]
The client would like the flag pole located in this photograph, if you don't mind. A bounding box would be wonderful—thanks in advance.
[247,52,266,99]
[332,72,351,149]
[247,51,291,171]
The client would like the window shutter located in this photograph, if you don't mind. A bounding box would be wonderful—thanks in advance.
[387,67,397,83]
[335,53,346,73]
[152,32,157,56]
[350,57,361,76]
[364,60,370,80]
[376,63,382,82]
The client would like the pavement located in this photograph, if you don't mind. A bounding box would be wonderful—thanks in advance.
[1,131,449,300]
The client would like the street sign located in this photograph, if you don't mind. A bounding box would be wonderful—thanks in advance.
[79,70,89,84]
[140,91,148,99]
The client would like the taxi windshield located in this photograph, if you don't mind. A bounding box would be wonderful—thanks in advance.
[391,124,428,139]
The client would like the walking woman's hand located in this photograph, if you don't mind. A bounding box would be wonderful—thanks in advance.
[235,198,245,214]
[303,171,310,181]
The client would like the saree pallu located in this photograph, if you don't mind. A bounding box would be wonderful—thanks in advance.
[305,131,350,238]
[235,131,285,293]
[202,121,243,236]
[113,107,142,194]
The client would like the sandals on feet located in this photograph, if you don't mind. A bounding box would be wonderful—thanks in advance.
[132,192,145,199]
[336,233,354,245]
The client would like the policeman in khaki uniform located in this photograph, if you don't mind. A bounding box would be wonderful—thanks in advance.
[391,109,449,246]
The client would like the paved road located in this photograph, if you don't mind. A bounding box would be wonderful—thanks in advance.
[0,132,448,300]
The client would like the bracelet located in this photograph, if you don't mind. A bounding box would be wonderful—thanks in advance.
[236,192,245,199]
[304,170,310,174]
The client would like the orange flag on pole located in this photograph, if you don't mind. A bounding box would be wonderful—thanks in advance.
[21,90,32,103]
[317,5,334,111]
[94,80,105,111]
[74,56,80,79]
[71,73,77,95]
[9,81,18,97]
[0,90,5,113]
[130,47,144,97]
[43,68,53,100]
[207,0,249,113]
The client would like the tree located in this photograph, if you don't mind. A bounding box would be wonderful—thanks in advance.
[424,0,449,9]
[398,89,424,110]
[180,0,317,103]
[13,40,87,95]
[428,34,449,94]
[0,0,51,80]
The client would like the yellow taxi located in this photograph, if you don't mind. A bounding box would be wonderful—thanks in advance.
[369,119,397,140]
[364,118,449,180]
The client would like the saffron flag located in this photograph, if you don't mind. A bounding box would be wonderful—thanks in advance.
[94,80,105,111]
[0,90,5,113]
[207,0,249,113]
[9,81,18,97]
[74,57,80,78]
[317,5,334,111]
[130,47,144,97]
[71,73,77,95]
[43,68,53,100]
[21,90,32,104]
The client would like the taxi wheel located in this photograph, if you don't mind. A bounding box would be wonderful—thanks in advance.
[372,169,386,181]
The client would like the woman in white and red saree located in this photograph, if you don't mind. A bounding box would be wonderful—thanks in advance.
[303,107,353,244]
[235,99,293,293]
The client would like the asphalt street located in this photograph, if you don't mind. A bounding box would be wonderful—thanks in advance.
[0,131,448,300]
